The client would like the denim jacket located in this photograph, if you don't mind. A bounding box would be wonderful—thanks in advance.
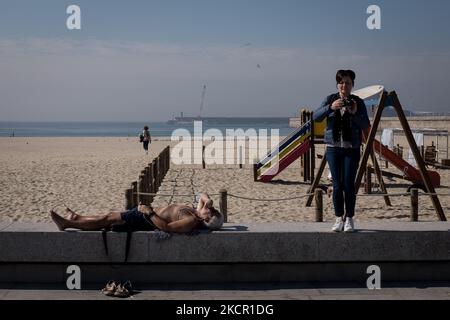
[313,93,370,148]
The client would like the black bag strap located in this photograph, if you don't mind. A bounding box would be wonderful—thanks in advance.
[102,229,109,256]
[124,230,132,262]
[102,227,133,263]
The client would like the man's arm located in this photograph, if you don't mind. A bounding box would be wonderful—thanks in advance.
[150,215,198,233]
[196,193,212,211]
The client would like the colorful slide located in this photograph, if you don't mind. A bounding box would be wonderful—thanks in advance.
[372,139,440,187]
[256,121,312,182]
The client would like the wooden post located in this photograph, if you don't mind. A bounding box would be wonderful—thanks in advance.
[239,147,243,169]
[165,146,169,173]
[143,169,149,204]
[306,148,328,207]
[148,163,154,193]
[159,153,164,181]
[305,140,310,182]
[300,110,305,179]
[365,164,372,194]
[160,151,165,177]
[219,189,228,223]
[390,91,446,221]
[314,188,323,222]
[165,146,170,173]
[370,151,392,206]
[310,112,315,183]
[159,155,163,185]
[410,188,419,222]
[138,174,145,205]
[167,146,171,171]
[306,111,311,182]
[303,113,308,182]
[355,91,388,195]
[253,163,258,182]
[163,148,167,174]
[152,159,158,192]
[156,156,161,188]
[202,145,206,169]
[163,150,167,175]
[145,166,153,204]
[131,181,138,208]
[125,188,133,210]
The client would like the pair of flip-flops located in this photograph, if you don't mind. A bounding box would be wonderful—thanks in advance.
[101,280,133,298]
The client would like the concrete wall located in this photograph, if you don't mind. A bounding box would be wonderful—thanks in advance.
[1,222,449,284]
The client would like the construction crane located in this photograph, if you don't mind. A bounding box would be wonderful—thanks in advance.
[198,85,206,119]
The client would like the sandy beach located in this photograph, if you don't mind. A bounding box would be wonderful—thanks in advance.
[1,136,449,224]
[0,137,170,222]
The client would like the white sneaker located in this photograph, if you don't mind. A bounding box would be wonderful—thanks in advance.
[344,217,355,233]
[332,217,344,232]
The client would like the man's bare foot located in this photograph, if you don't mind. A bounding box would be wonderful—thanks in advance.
[50,210,67,231]
[65,207,79,220]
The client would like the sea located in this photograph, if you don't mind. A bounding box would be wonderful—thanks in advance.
[0,118,292,138]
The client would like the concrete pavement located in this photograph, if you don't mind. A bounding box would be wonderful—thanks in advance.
[1,282,449,300]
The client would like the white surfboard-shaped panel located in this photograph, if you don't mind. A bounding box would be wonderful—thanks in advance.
[352,85,384,100]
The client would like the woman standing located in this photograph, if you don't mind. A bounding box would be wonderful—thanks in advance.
[142,125,151,155]
[313,70,370,232]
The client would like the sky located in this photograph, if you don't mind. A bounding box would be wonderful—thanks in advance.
[0,0,450,121]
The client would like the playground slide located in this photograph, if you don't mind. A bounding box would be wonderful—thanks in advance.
[372,139,440,187]
[255,85,386,183]
[256,121,312,182]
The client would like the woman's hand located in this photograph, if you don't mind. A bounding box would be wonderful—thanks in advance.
[331,99,343,111]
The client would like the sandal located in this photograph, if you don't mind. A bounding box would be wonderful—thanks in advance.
[122,280,133,293]
[101,280,118,296]
[114,281,133,298]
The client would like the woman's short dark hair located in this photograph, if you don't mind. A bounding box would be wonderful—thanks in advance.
[336,69,356,86]
[144,126,149,130]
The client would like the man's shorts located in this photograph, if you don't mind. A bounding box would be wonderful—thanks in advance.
[115,207,156,232]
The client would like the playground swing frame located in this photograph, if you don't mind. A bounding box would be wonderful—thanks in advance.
[306,91,445,221]
[253,90,445,221]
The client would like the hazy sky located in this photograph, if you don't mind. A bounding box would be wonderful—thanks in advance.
[1,0,449,121]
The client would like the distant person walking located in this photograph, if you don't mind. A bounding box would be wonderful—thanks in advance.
[141,126,151,155]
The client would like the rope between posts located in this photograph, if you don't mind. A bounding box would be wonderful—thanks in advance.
[133,190,450,202]
[227,193,314,201]
[418,192,450,197]
[135,192,220,197]
[357,192,410,197]
[356,192,450,197]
